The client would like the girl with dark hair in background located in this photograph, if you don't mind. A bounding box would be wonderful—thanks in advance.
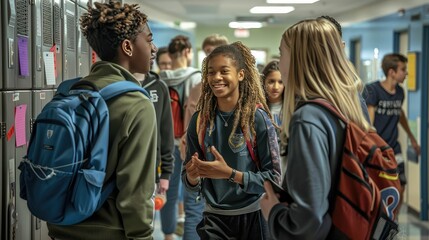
[261,60,287,174]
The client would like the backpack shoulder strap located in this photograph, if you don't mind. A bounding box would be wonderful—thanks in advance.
[56,77,82,95]
[100,81,150,101]
[302,99,348,123]
[196,112,206,158]
[245,138,259,169]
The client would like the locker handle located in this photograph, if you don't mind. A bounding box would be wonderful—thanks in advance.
[9,38,14,68]
[36,45,42,71]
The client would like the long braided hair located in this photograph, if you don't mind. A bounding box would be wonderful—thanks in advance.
[196,42,271,142]
[80,1,147,61]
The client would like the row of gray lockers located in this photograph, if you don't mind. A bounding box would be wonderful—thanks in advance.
[1,90,55,240]
[0,0,121,239]
[1,0,95,91]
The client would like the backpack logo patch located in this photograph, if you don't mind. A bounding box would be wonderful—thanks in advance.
[47,129,53,139]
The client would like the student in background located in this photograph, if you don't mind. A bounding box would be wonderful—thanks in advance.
[159,35,201,240]
[201,34,230,56]
[363,53,421,214]
[261,60,287,173]
[260,18,370,239]
[156,46,172,71]
[135,62,174,202]
[183,42,281,239]
[48,1,157,239]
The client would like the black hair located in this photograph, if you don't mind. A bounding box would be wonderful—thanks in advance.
[80,1,147,61]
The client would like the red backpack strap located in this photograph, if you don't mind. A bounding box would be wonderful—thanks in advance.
[304,99,348,123]
[245,137,259,170]
[196,112,206,158]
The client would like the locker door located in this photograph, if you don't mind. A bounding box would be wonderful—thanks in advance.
[32,0,57,89]
[0,2,3,90]
[0,2,3,237]
[77,2,90,77]
[31,90,54,240]
[64,0,77,80]
[3,91,33,240]
[16,0,33,90]
[0,94,4,240]
[53,0,63,83]
[31,0,44,89]
[2,0,18,90]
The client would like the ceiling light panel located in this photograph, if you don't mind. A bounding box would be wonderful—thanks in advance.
[267,0,319,3]
[250,6,295,14]
[228,21,264,29]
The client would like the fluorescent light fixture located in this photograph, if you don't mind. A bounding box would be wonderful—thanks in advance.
[228,21,264,29]
[250,6,295,14]
[179,22,197,29]
[267,0,319,3]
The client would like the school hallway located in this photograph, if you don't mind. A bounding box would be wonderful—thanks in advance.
[397,207,429,240]
[152,207,429,240]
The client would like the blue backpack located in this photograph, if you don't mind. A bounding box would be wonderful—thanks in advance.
[19,78,149,225]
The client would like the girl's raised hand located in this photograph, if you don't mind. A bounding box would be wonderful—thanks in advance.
[195,146,231,179]
[185,152,200,185]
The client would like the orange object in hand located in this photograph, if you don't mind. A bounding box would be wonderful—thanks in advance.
[154,194,167,210]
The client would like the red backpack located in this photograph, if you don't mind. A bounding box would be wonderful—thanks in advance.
[169,87,184,138]
[167,70,201,138]
[307,100,400,240]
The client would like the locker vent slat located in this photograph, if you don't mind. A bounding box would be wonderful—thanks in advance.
[43,0,53,46]
[17,0,29,36]
[66,14,76,50]
[54,3,62,45]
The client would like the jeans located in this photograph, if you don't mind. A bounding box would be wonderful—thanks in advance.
[160,146,183,234]
[183,189,204,240]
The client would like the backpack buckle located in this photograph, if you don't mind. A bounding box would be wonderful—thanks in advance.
[79,93,91,101]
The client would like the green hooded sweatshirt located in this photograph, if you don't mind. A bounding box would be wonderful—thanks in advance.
[48,61,157,240]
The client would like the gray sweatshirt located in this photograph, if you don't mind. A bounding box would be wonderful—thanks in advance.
[268,103,345,240]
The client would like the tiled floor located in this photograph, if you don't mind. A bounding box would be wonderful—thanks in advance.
[153,206,429,240]
[396,207,429,240]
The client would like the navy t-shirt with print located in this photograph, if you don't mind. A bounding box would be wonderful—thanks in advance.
[363,81,404,154]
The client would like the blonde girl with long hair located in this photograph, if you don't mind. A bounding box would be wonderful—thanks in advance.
[260,18,370,239]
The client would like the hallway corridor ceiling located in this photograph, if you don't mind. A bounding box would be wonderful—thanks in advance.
[126,0,429,27]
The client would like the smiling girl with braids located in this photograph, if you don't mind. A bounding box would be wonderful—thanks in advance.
[48,1,157,239]
[182,42,281,239]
